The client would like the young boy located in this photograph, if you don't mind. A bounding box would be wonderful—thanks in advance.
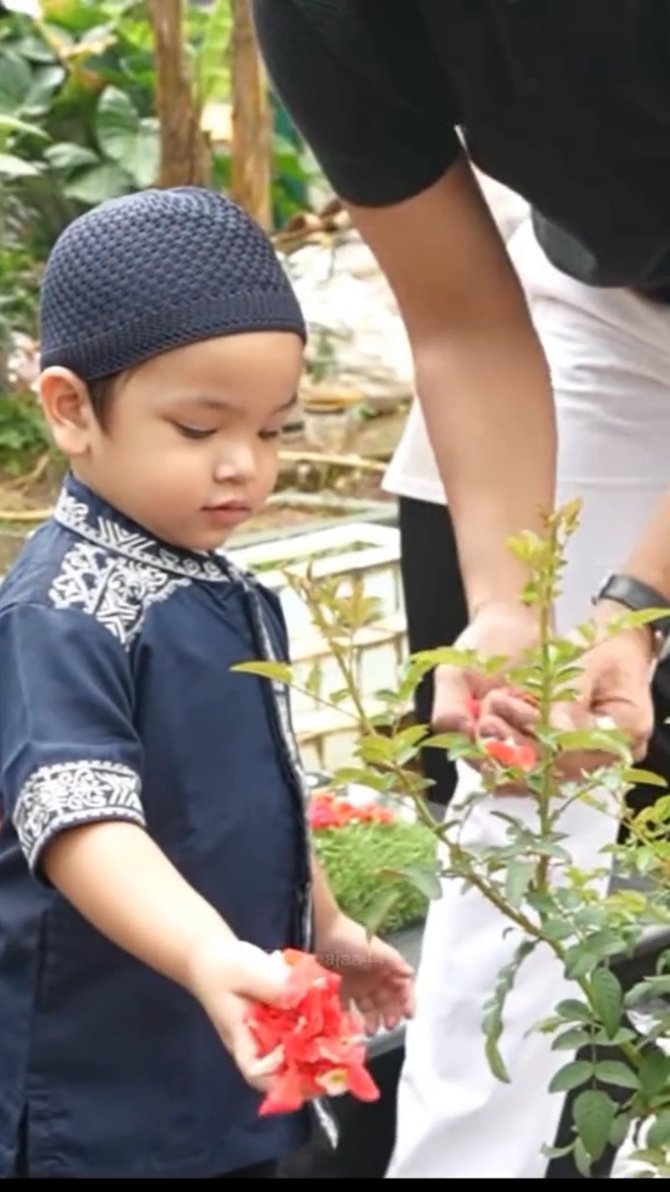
[0,187,413,1179]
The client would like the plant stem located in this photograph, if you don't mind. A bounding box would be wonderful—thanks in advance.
[536,516,561,891]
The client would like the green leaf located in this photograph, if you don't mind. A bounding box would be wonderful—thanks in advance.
[364,884,403,939]
[391,722,429,754]
[504,859,535,908]
[576,619,597,645]
[410,645,477,669]
[330,767,389,794]
[542,917,576,943]
[609,1114,632,1149]
[541,1142,575,1161]
[586,928,628,960]
[549,1059,594,1093]
[0,47,32,113]
[555,727,628,756]
[0,151,40,177]
[230,659,293,683]
[626,976,670,1007]
[12,34,56,65]
[590,968,623,1038]
[573,1138,592,1177]
[304,661,322,699]
[378,862,442,902]
[420,731,469,752]
[573,1089,617,1162]
[195,0,233,105]
[44,141,99,173]
[0,113,48,139]
[482,939,536,1085]
[95,86,159,187]
[647,1113,670,1151]
[623,768,668,789]
[555,998,594,1023]
[613,608,670,632]
[63,161,132,204]
[22,62,65,113]
[639,1049,670,1097]
[593,1027,637,1047]
[359,735,395,765]
[594,1060,640,1090]
[551,1027,593,1051]
[564,943,599,979]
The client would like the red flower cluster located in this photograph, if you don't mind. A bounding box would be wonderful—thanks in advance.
[247,949,380,1115]
[308,789,395,830]
[482,737,536,772]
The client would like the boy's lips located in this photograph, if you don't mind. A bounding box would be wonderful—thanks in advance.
[202,501,251,525]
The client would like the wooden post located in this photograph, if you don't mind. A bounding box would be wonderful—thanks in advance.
[148,0,210,188]
[230,0,271,228]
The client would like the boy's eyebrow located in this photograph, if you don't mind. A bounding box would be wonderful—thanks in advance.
[182,393,298,413]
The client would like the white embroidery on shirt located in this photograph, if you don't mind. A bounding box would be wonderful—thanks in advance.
[13,760,145,871]
[54,490,228,583]
[49,541,189,648]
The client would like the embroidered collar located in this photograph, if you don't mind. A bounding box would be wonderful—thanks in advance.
[53,474,233,584]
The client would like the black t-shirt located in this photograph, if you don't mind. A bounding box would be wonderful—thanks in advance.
[253,0,670,301]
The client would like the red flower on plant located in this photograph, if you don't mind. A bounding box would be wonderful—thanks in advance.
[307,797,342,829]
[246,949,380,1115]
[307,790,396,831]
[482,737,536,772]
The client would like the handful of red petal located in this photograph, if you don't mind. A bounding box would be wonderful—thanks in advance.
[467,693,537,772]
[246,948,380,1116]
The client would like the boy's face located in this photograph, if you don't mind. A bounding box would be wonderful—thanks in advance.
[41,331,303,552]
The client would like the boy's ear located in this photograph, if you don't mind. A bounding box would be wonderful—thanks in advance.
[38,368,96,456]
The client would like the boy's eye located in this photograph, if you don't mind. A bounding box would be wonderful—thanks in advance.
[174,423,215,440]
[259,428,281,441]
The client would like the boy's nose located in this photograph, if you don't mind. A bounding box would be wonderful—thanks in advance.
[213,444,256,484]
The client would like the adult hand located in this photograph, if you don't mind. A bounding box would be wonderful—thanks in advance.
[479,600,656,780]
[431,600,540,737]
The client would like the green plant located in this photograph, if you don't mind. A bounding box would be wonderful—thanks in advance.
[313,818,437,935]
[0,190,42,385]
[0,1,323,237]
[0,391,52,471]
[234,506,670,1178]
[0,2,161,228]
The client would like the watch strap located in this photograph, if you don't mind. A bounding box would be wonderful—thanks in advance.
[596,573,670,642]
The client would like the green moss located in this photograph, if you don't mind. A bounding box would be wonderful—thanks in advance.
[313,818,437,936]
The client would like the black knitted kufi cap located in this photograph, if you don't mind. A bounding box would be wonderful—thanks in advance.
[39,186,306,380]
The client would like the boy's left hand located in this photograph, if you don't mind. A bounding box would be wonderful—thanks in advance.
[315,913,415,1035]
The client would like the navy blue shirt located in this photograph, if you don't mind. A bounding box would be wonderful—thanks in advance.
[0,474,312,1177]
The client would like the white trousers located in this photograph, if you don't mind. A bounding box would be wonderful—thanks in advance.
[387,222,670,1179]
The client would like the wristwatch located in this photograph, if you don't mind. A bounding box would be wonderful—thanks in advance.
[594,573,670,660]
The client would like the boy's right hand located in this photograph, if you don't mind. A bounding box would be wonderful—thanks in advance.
[187,938,292,1092]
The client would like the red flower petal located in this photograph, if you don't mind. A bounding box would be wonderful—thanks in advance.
[345,1061,381,1102]
[259,1067,307,1116]
[373,807,394,824]
[483,738,536,771]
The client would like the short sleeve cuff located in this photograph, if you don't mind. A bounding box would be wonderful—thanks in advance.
[13,760,146,872]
